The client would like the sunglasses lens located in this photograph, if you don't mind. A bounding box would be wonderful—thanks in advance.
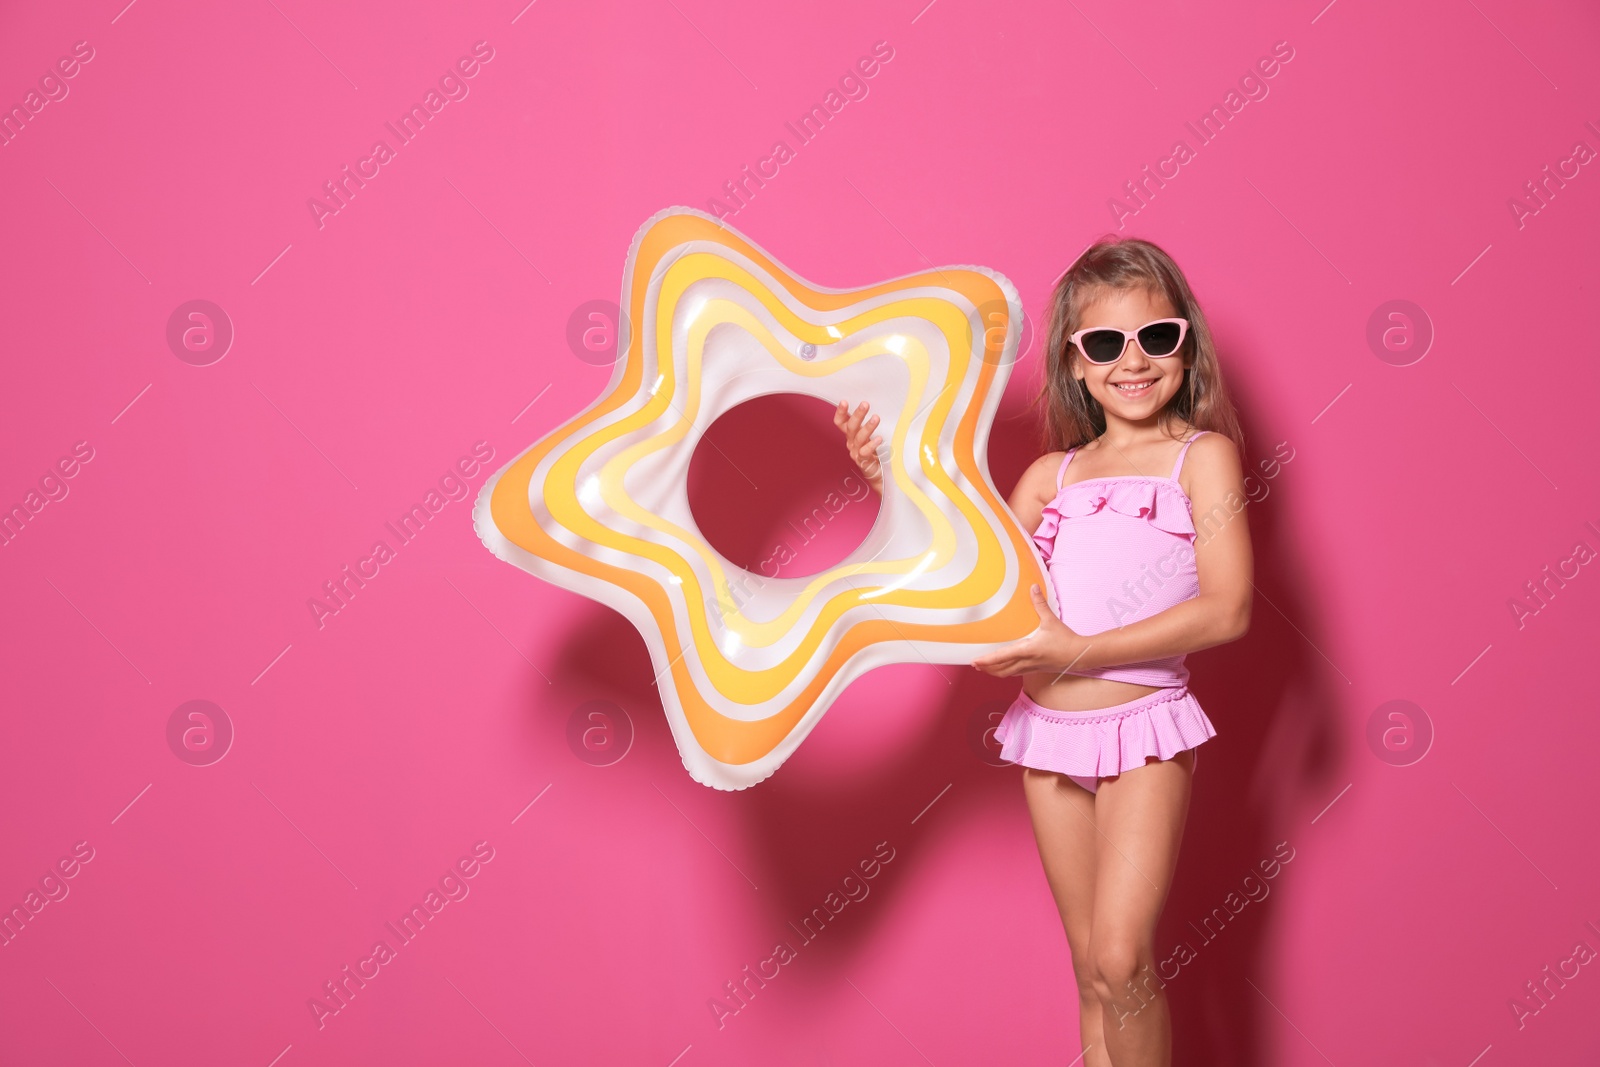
[1137,321,1182,356]
[1079,330,1127,364]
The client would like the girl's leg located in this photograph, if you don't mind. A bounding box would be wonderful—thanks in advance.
[1021,769,1110,1067]
[1086,748,1195,1067]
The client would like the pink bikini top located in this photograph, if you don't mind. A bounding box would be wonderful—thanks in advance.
[1033,432,1208,688]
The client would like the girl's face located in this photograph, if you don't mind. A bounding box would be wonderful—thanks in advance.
[1070,286,1190,425]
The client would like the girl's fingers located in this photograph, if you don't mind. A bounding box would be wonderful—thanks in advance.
[1028,584,1058,624]
[974,643,1021,670]
[835,405,879,451]
[835,400,867,434]
[834,402,882,480]
[837,402,878,475]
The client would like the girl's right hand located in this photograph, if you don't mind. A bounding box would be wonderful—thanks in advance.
[832,400,884,496]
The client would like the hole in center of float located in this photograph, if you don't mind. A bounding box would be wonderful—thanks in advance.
[687,394,881,583]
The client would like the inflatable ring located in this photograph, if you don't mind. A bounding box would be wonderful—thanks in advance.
[475,207,1055,790]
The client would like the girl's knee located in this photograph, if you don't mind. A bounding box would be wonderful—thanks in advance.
[1070,955,1099,1003]
[1088,937,1156,1005]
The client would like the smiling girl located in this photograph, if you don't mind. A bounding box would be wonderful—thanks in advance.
[835,237,1252,1066]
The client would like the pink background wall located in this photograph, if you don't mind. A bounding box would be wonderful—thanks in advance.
[3,0,1598,1063]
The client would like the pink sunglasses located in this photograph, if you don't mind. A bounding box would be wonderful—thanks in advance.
[1069,317,1190,365]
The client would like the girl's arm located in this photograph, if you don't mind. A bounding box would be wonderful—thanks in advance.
[1007,451,1068,538]
[973,434,1253,676]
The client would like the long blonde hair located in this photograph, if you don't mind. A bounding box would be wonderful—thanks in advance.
[1035,235,1243,452]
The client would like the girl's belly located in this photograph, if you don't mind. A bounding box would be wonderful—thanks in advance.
[1022,669,1161,712]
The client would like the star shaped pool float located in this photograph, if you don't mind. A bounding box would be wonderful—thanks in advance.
[475,207,1053,790]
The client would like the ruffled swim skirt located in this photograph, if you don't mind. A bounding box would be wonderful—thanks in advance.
[993,685,1215,794]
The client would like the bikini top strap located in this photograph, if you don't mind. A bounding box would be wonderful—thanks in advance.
[1170,431,1208,481]
[1056,449,1078,490]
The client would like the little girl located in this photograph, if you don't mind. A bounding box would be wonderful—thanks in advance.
[835,236,1252,1066]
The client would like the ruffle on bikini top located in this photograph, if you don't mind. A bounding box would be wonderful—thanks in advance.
[1032,477,1196,563]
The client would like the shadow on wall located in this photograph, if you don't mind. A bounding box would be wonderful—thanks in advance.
[1153,365,1345,1067]
[524,366,1342,1066]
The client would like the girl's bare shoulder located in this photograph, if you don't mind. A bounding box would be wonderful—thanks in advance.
[1025,450,1071,491]
[1186,430,1240,464]
[1009,451,1070,511]
[1180,431,1245,487]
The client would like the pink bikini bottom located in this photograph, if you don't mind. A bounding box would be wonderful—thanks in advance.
[992,685,1216,795]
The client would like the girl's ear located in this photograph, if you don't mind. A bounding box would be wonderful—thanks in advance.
[1069,353,1085,381]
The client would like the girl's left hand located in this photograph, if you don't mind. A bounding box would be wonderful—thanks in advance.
[971,585,1092,678]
